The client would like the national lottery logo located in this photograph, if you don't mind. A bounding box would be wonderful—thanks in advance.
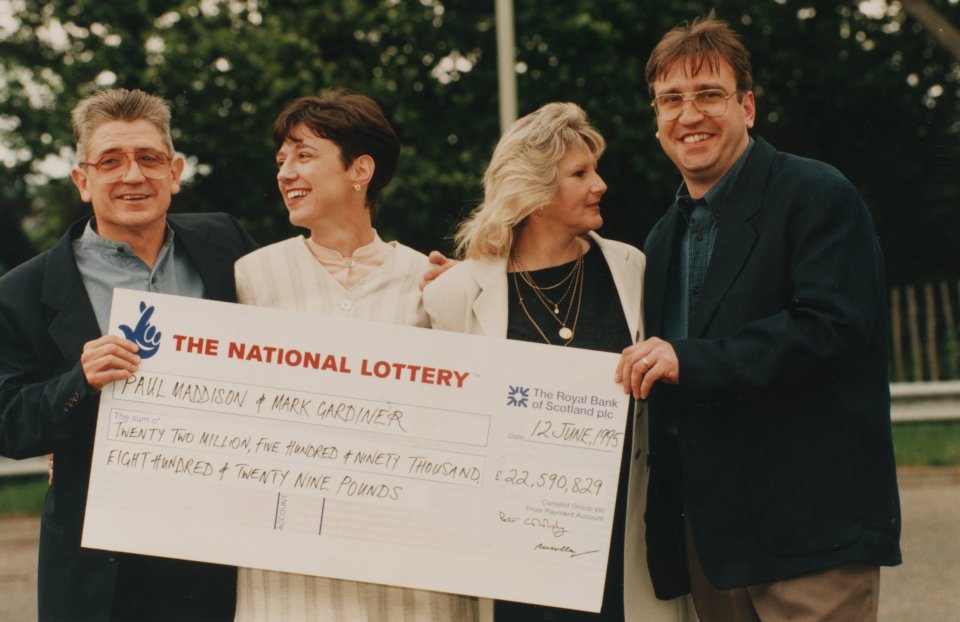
[506,385,529,407]
[119,301,162,359]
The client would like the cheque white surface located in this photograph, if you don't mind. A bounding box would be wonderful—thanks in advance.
[82,289,630,611]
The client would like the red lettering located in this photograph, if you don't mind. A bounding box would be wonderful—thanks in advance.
[421,366,436,384]
[171,334,218,356]
[227,341,245,359]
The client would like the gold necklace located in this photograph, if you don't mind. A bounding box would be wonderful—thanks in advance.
[517,258,579,291]
[514,245,583,316]
[511,247,585,344]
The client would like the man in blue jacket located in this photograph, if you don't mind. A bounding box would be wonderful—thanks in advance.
[617,16,901,621]
[0,88,257,621]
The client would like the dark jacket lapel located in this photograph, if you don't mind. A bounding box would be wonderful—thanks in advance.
[41,219,101,361]
[689,138,775,337]
[643,208,680,338]
[169,216,237,302]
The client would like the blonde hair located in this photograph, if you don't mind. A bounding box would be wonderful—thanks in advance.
[71,88,174,161]
[454,102,605,259]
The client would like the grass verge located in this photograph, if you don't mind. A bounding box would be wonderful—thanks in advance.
[0,475,47,517]
[893,421,960,466]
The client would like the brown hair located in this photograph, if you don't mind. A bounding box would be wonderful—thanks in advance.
[273,88,399,220]
[71,88,174,161]
[645,15,753,96]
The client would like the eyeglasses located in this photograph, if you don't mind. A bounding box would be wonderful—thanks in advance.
[78,150,173,182]
[651,89,739,121]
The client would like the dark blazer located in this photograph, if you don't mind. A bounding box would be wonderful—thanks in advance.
[643,138,901,598]
[0,213,257,621]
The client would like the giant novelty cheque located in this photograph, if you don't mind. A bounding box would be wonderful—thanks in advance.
[82,289,631,611]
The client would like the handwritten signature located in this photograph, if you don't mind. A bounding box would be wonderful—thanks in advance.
[498,511,568,537]
[533,542,599,558]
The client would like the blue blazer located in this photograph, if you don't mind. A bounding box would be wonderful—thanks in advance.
[643,138,902,597]
[0,213,257,621]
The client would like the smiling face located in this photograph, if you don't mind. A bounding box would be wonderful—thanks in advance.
[540,142,607,237]
[652,57,755,198]
[70,119,183,241]
[275,125,366,232]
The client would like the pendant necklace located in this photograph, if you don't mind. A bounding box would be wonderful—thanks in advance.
[512,244,585,344]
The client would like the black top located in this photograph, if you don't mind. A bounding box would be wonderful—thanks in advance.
[499,240,633,622]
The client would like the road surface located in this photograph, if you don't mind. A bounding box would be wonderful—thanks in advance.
[1,467,957,621]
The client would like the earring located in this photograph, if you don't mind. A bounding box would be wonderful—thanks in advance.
[353,183,362,192]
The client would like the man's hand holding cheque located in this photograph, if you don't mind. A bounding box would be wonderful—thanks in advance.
[616,337,680,400]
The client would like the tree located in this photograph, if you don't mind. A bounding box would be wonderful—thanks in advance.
[902,0,960,63]
[1,0,958,284]
[0,0,502,255]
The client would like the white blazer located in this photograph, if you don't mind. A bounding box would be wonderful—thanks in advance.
[423,232,695,622]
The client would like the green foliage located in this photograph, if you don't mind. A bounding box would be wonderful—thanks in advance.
[0,475,47,517]
[893,421,960,465]
[0,0,958,278]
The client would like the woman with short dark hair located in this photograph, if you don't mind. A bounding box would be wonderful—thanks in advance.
[233,88,479,621]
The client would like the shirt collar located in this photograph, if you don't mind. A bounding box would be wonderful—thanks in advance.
[674,137,755,215]
[305,229,391,263]
[77,217,175,255]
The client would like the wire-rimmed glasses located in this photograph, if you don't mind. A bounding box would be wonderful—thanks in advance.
[78,150,173,182]
[651,89,739,121]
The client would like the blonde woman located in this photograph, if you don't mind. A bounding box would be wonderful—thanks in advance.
[423,103,693,622]
[233,89,479,621]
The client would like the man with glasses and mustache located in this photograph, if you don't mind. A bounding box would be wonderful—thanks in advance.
[616,16,901,621]
[0,88,257,621]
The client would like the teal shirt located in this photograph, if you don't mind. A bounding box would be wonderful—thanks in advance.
[663,138,754,341]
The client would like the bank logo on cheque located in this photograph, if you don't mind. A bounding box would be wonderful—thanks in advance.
[507,385,529,407]
[119,301,162,359]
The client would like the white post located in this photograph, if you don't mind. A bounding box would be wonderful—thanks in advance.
[495,0,517,133]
